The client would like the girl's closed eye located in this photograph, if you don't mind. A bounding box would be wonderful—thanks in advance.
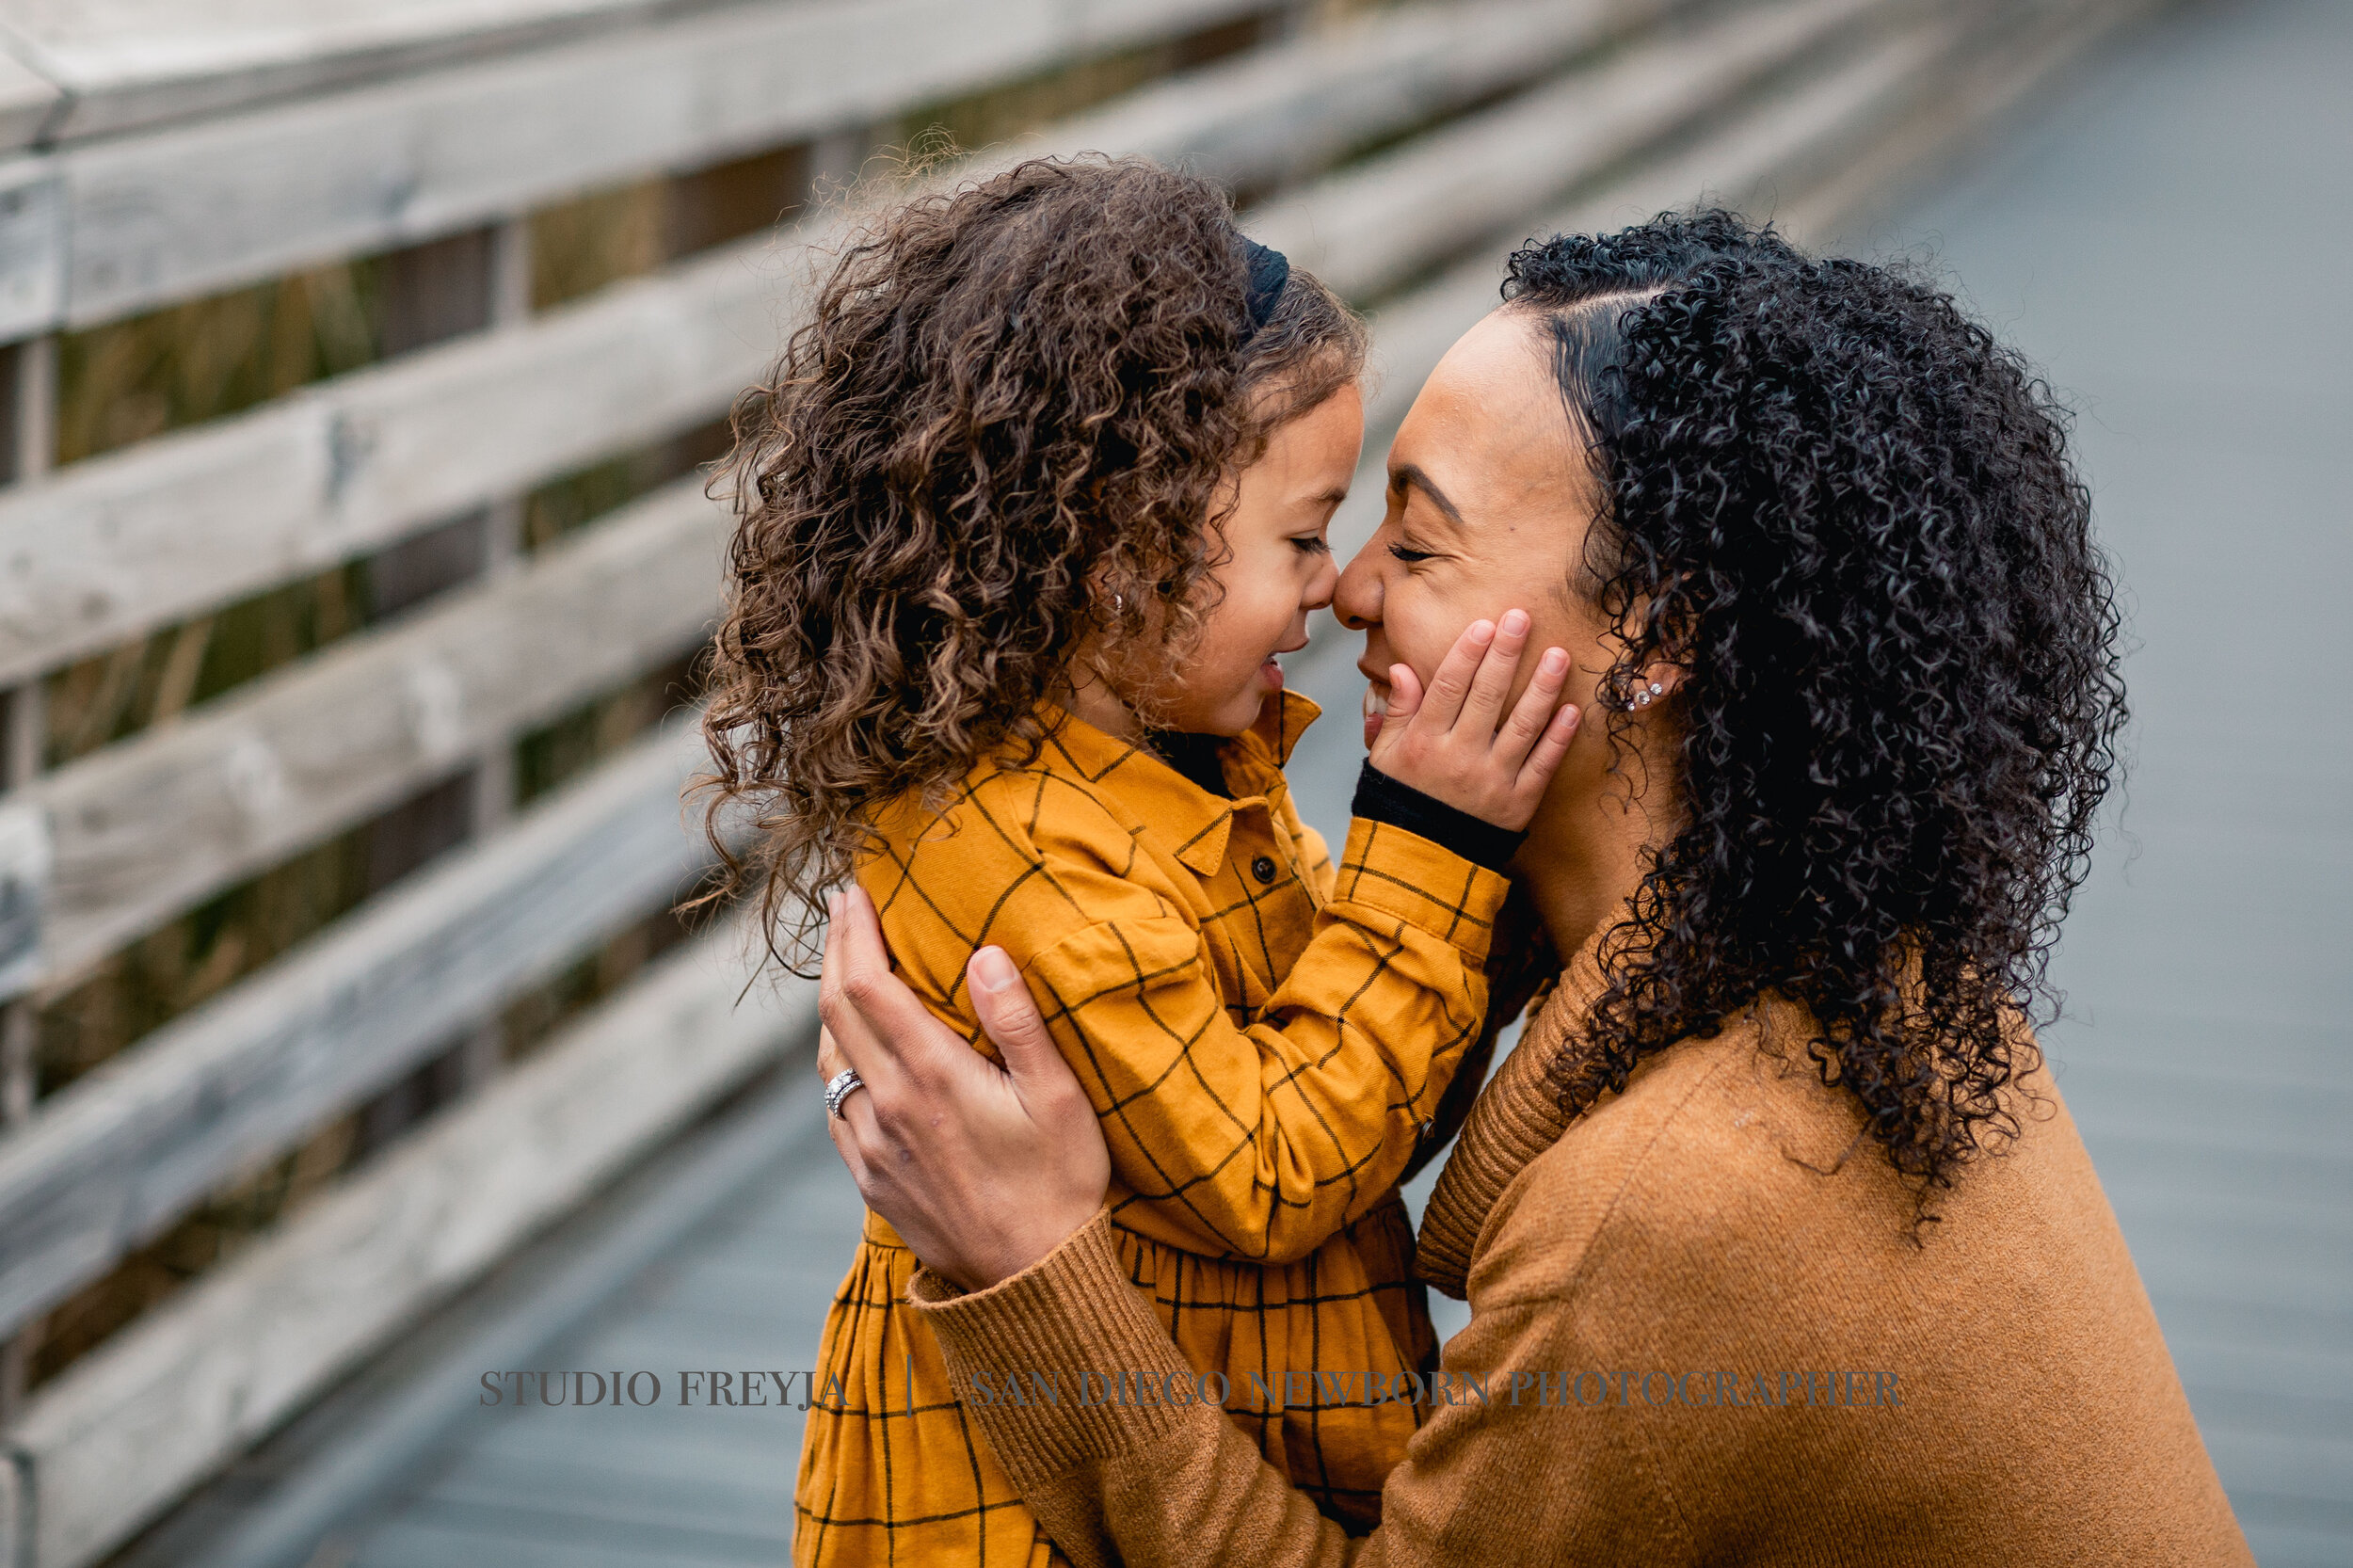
[1291,534,1332,556]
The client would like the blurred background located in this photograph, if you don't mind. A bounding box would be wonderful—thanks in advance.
[0,0,2338,1563]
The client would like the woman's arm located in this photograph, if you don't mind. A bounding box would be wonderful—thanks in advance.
[816,903,1653,1567]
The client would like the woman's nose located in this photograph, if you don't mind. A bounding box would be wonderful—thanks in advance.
[1333,549,1382,631]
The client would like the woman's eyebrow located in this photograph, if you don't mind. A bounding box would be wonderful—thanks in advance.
[1388,463,1467,530]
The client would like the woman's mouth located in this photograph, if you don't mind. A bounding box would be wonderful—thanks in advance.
[1362,683,1388,748]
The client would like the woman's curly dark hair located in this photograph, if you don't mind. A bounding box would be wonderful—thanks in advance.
[1508,211,2126,1209]
[698,155,1366,969]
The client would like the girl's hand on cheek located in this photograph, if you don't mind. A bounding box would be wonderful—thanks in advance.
[1367,609,1579,831]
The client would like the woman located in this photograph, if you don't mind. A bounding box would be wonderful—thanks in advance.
[814,212,2253,1564]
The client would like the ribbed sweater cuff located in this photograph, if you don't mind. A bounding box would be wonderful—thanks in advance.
[905,1209,1214,1489]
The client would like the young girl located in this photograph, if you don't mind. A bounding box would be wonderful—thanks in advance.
[700,156,1577,1565]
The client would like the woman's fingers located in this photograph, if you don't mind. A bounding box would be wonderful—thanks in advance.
[821,1078,874,1186]
[816,889,882,1085]
[811,894,1107,1293]
[815,1020,888,1196]
[1459,608,1530,729]
[966,948,1072,1096]
[824,886,957,1094]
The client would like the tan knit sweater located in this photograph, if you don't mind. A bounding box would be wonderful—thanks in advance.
[907,943,2252,1566]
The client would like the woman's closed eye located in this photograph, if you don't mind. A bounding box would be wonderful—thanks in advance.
[1386,542,1436,565]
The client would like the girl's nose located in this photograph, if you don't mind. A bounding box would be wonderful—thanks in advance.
[1303,557,1339,614]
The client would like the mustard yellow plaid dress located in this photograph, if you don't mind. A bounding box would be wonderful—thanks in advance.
[795,692,1510,1565]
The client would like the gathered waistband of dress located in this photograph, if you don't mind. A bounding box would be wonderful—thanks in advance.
[858,1191,1413,1260]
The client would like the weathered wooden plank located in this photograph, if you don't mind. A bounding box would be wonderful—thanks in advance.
[1049,0,1655,195]
[0,158,62,344]
[1246,0,1897,305]
[350,1518,764,1568]
[0,51,56,154]
[422,1453,796,1540]
[0,237,777,688]
[0,720,726,1343]
[56,0,1272,326]
[32,478,727,989]
[0,0,1270,148]
[103,1047,836,1568]
[0,799,44,999]
[4,914,811,1568]
[0,0,696,147]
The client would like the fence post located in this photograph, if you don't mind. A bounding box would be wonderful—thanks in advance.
[355,222,536,1147]
[457,216,536,1093]
[0,331,56,1429]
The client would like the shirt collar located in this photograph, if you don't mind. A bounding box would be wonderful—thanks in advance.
[1031,690,1321,877]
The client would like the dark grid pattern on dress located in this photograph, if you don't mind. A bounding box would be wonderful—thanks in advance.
[793,695,1509,1565]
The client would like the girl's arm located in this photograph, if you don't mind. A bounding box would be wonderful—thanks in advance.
[1008,623,1574,1264]
[1014,808,1507,1263]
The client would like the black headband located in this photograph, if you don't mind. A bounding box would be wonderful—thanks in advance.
[1240,236,1289,342]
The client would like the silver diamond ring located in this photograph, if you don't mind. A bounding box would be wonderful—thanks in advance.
[824,1067,866,1120]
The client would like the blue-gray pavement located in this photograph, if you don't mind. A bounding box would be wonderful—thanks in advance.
[294,3,2351,1558]
[1871,3,2352,1560]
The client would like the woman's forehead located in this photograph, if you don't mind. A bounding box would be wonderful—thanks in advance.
[1391,322,1588,528]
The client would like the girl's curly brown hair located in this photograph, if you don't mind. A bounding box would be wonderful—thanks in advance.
[699,154,1366,970]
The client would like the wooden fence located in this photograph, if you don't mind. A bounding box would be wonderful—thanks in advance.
[0,0,2153,1562]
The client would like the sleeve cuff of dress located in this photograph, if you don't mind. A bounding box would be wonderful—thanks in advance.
[904,1209,1214,1489]
[1350,760,1526,872]
[1329,816,1512,961]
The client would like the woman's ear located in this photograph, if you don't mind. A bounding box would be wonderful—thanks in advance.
[1627,661,1685,711]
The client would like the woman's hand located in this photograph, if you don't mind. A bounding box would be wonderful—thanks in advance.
[815,886,1110,1292]
[1367,607,1578,831]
